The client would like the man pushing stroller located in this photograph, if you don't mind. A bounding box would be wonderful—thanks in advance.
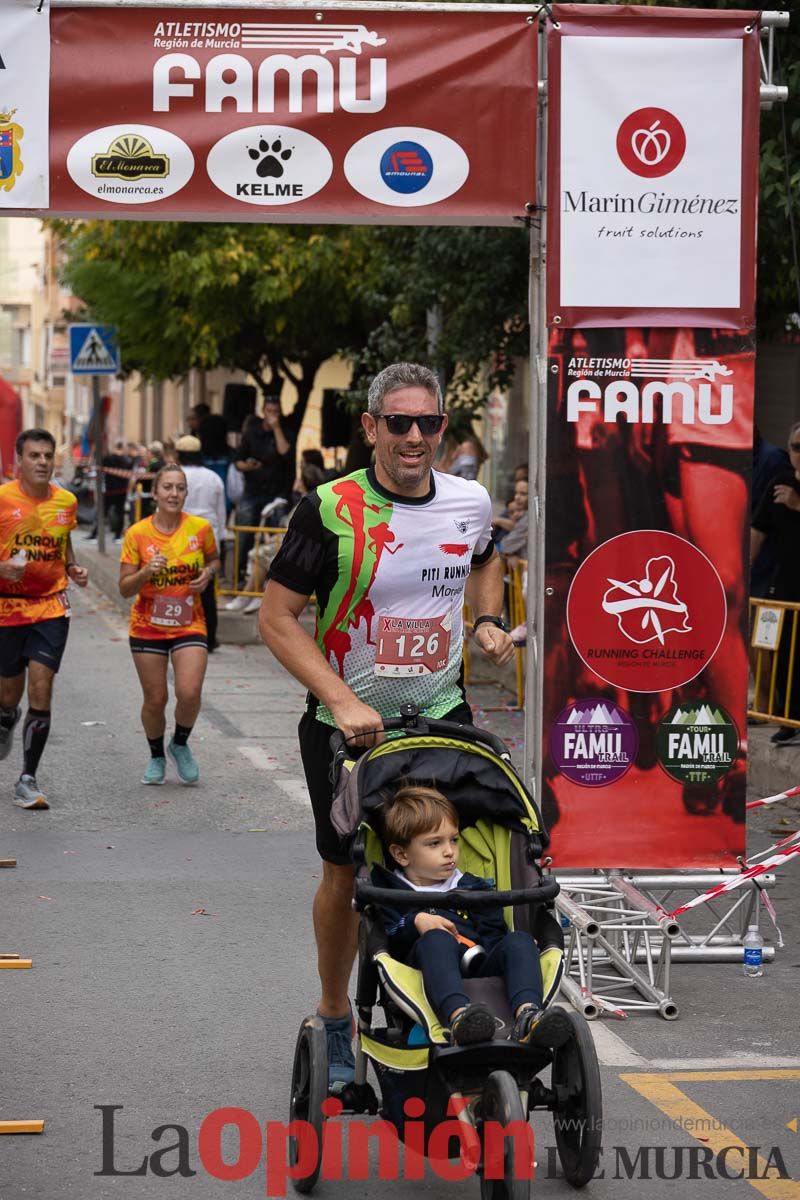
[371,785,572,1049]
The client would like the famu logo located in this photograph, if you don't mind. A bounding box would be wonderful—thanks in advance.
[550,699,638,788]
[657,702,738,786]
[92,134,170,181]
[0,106,23,192]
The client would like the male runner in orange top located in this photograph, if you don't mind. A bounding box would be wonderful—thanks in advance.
[0,429,88,809]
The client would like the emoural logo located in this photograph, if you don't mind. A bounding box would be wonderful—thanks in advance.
[380,141,432,194]
[616,108,686,179]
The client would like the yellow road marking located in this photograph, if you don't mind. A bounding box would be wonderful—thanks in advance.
[621,1070,800,1200]
[0,1120,44,1134]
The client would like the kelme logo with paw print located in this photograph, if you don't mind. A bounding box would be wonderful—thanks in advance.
[249,137,293,179]
[207,126,333,206]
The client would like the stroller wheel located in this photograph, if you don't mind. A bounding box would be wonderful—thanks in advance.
[479,1070,531,1200]
[551,1010,602,1187]
[288,1016,328,1194]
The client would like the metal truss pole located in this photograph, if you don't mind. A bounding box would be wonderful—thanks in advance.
[554,871,779,1020]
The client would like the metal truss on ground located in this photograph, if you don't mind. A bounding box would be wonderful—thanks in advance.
[553,871,777,1022]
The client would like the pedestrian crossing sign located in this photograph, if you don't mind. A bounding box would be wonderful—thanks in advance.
[69,324,120,375]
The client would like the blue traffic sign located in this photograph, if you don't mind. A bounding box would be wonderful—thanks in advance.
[69,324,120,375]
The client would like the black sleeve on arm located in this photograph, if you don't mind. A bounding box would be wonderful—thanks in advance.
[471,537,496,567]
[268,495,327,595]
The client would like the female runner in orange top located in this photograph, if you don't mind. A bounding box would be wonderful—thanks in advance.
[119,463,221,786]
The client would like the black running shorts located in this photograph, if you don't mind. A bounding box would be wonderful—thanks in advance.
[129,634,208,656]
[0,617,70,677]
[298,700,473,865]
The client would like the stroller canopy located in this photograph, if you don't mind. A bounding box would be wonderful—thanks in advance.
[331,731,545,848]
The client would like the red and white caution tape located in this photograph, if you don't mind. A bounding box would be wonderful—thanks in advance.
[669,841,800,917]
[747,783,800,809]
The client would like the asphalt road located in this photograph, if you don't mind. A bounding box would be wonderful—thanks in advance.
[1,584,798,1200]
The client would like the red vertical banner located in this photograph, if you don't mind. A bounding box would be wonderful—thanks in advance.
[547,5,760,328]
[542,328,752,868]
[541,5,760,866]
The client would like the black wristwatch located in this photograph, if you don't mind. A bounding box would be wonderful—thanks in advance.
[472,614,509,634]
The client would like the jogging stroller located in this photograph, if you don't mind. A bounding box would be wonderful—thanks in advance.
[288,706,602,1197]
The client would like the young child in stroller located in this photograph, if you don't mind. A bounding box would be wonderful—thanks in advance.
[370,785,573,1049]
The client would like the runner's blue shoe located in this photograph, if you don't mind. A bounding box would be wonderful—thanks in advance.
[321,1010,355,1088]
[167,740,199,785]
[142,757,166,785]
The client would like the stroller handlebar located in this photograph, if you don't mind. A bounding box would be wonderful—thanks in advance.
[353,877,559,913]
[329,712,511,762]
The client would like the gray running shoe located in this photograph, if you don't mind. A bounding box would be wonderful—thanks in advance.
[0,707,21,761]
[13,775,49,810]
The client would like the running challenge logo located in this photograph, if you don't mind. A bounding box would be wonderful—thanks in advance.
[566,531,727,692]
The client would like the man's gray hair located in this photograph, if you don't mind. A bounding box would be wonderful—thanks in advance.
[366,363,443,416]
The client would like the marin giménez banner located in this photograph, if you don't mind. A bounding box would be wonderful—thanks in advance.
[547,5,760,328]
[542,327,751,869]
[0,0,50,209]
[42,6,537,224]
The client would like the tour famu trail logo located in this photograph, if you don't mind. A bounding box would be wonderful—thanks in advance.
[602,556,690,646]
[616,107,686,179]
[550,699,638,787]
[0,107,23,192]
[657,701,738,786]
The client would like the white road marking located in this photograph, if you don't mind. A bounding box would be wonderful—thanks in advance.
[586,1018,648,1066]
[272,778,312,808]
[647,1056,800,1070]
[238,745,279,770]
[237,746,311,807]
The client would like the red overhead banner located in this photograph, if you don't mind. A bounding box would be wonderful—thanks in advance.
[542,326,751,868]
[547,5,760,328]
[44,6,538,225]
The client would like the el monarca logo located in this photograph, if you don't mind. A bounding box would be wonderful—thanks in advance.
[92,135,169,181]
[616,107,686,179]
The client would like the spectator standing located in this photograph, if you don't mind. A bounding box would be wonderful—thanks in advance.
[175,435,226,652]
[233,397,295,586]
[751,421,800,745]
[751,426,790,599]
[92,439,131,542]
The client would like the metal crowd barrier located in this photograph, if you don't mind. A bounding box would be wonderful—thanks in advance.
[462,561,527,709]
[749,596,800,729]
[218,524,288,600]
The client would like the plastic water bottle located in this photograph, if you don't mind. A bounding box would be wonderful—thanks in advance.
[743,925,764,977]
[10,549,27,569]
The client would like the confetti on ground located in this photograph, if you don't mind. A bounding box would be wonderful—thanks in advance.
[38,896,53,901]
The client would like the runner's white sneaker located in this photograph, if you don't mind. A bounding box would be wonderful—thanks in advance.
[13,775,49,810]
[243,596,262,614]
[225,595,250,612]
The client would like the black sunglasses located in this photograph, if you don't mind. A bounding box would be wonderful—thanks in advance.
[378,413,445,436]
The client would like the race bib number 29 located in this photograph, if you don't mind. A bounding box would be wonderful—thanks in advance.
[151,595,193,627]
[374,615,451,677]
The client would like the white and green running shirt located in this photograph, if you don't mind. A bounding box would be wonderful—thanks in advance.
[268,467,495,725]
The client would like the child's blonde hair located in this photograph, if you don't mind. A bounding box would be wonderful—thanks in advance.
[381,784,458,849]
